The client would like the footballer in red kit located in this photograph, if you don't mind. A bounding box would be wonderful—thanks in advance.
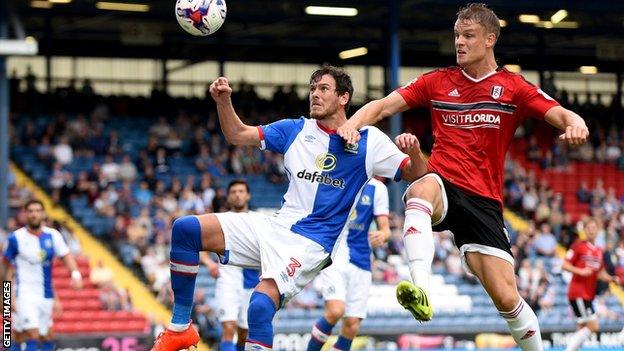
[562,218,619,351]
[338,3,589,351]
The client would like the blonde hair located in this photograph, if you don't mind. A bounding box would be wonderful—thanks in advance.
[457,3,501,40]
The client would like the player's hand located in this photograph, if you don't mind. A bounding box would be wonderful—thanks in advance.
[209,77,233,104]
[368,231,387,248]
[71,270,83,290]
[394,133,421,155]
[337,124,361,145]
[208,264,219,278]
[577,267,593,277]
[559,125,589,146]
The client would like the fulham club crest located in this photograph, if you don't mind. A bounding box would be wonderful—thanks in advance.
[491,85,504,99]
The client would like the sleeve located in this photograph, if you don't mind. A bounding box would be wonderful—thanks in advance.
[366,127,410,181]
[2,234,18,263]
[258,118,302,154]
[373,181,390,217]
[514,77,560,120]
[395,73,431,108]
[51,229,70,258]
[565,243,579,265]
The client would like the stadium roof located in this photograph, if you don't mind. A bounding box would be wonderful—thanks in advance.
[10,0,624,72]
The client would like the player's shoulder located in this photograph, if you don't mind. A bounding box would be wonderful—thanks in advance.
[569,239,586,251]
[42,226,62,237]
[497,68,535,86]
[424,66,460,79]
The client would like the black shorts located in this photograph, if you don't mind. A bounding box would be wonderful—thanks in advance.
[425,173,513,258]
[569,298,596,322]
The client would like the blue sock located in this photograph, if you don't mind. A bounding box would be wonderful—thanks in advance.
[169,216,202,328]
[236,343,245,351]
[307,317,335,351]
[41,341,55,351]
[334,336,352,351]
[220,341,235,351]
[9,342,21,351]
[24,340,38,351]
[246,291,276,349]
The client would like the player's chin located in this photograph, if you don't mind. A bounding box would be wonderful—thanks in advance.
[309,112,325,120]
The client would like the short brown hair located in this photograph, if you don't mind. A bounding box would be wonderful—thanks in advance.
[24,199,44,211]
[457,3,501,40]
[310,65,354,113]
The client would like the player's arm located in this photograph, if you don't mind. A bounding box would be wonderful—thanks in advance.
[544,106,589,146]
[60,253,83,289]
[561,260,592,277]
[368,215,391,248]
[338,92,411,144]
[597,269,620,284]
[209,77,261,147]
[199,251,219,278]
[394,133,428,182]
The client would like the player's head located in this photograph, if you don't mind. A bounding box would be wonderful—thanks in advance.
[227,179,250,212]
[309,65,353,120]
[584,218,599,242]
[23,199,45,230]
[454,3,500,68]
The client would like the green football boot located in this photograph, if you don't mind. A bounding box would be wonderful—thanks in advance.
[396,280,433,322]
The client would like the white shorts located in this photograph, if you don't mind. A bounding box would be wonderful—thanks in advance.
[320,260,372,319]
[215,264,254,328]
[15,295,54,335]
[215,212,331,304]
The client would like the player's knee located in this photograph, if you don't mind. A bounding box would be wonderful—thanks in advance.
[221,321,236,339]
[171,216,202,250]
[493,294,520,312]
[324,304,344,324]
[406,177,438,202]
[248,291,277,323]
[587,320,600,332]
[341,318,361,338]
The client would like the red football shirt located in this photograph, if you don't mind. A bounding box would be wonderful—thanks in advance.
[396,66,559,207]
[566,240,603,300]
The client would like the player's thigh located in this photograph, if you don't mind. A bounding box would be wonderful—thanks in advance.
[237,288,254,329]
[320,264,347,303]
[213,212,270,267]
[38,298,54,337]
[15,296,40,334]
[259,225,331,304]
[215,267,244,323]
[464,252,518,310]
[344,264,371,319]
[403,173,446,223]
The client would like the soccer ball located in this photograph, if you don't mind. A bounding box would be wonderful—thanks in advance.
[175,0,227,36]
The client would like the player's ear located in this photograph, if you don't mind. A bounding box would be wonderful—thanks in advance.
[339,92,350,107]
[485,32,497,48]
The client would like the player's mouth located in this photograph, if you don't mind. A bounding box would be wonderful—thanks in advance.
[457,50,467,56]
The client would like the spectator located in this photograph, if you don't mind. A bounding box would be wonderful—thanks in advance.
[101,154,120,183]
[90,259,114,287]
[53,135,73,166]
[531,223,557,257]
[119,155,138,182]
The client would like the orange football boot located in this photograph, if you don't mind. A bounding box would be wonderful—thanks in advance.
[151,326,200,351]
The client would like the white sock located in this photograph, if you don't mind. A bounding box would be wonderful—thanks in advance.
[403,198,434,294]
[499,299,543,351]
[169,322,190,332]
[565,326,591,351]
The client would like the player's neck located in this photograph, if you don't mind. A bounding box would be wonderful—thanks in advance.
[26,225,43,235]
[462,57,498,80]
[317,114,347,133]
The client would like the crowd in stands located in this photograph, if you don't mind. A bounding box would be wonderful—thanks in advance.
[7,72,624,345]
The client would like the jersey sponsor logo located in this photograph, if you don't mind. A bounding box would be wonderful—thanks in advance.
[296,170,345,189]
[315,153,337,172]
[286,257,301,277]
[491,85,504,99]
[441,113,501,129]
